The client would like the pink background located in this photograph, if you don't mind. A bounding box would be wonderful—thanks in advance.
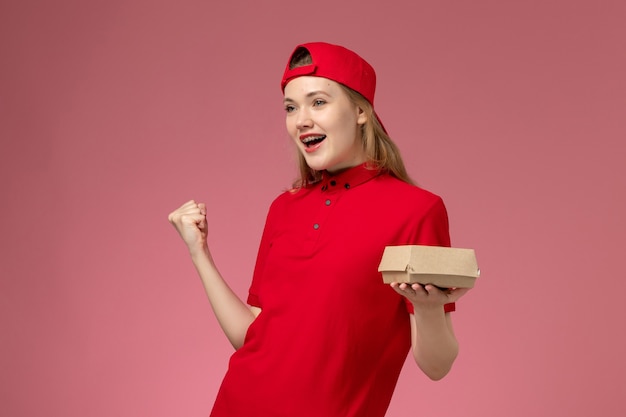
[2,1,625,416]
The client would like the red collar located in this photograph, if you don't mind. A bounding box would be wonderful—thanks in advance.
[319,163,380,193]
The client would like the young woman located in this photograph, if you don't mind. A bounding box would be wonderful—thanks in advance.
[168,42,470,417]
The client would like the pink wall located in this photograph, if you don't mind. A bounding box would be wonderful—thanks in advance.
[2,1,625,416]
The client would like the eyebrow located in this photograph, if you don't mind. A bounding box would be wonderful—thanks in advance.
[283,90,332,103]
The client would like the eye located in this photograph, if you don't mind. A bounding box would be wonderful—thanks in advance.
[284,104,296,113]
[313,99,326,107]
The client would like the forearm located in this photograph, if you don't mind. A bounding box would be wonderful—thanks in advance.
[410,309,459,380]
[190,247,256,350]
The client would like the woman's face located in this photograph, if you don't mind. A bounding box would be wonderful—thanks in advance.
[283,76,367,173]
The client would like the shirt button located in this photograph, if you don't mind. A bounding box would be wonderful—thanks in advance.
[344,183,350,189]
[330,180,337,186]
[325,199,331,206]
[313,223,320,230]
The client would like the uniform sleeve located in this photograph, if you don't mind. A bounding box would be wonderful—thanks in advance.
[405,196,456,314]
[247,195,284,308]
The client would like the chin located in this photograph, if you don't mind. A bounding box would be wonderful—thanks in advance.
[303,157,330,172]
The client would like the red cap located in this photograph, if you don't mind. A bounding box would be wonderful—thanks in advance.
[281,42,386,132]
[281,42,377,106]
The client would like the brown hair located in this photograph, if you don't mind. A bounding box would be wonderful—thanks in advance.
[288,48,414,188]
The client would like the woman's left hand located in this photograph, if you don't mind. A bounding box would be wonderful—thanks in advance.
[390,282,470,309]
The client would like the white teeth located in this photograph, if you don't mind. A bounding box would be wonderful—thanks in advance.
[302,135,326,143]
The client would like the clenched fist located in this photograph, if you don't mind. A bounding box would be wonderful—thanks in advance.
[168,200,209,256]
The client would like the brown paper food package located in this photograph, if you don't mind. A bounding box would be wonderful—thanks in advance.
[378,245,480,288]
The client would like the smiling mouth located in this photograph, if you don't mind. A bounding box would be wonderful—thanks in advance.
[302,135,326,148]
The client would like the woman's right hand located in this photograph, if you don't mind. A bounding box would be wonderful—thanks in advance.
[168,200,209,256]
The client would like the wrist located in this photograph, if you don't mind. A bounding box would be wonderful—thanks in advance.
[189,244,212,263]
[411,303,446,320]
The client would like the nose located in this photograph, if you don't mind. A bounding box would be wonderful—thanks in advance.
[295,109,313,130]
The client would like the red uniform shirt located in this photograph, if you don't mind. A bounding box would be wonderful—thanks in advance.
[210,164,453,417]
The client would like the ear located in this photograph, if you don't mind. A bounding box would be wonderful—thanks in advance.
[356,107,367,125]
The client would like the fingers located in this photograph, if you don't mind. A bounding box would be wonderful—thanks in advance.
[391,282,428,293]
[168,200,208,236]
[168,200,210,251]
[445,287,471,303]
[168,200,206,224]
[390,282,455,305]
[390,282,427,299]
[392,281,472,305]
